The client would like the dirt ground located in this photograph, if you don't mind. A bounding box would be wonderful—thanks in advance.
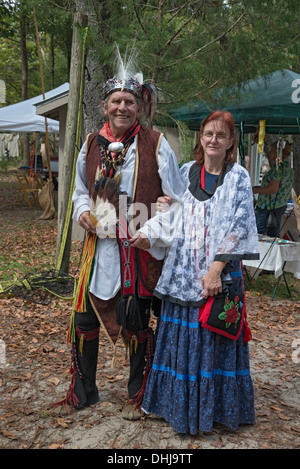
[0,172,299,451]
[0,297,300,450]
[0,294,299,451]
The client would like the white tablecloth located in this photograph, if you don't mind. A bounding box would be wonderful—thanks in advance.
[243,239,300,279]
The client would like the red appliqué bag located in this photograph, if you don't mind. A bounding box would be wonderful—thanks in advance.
[199,291,251,342]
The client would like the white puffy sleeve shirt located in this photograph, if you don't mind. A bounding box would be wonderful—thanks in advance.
[154,162,260,305]
[72,135,185,300]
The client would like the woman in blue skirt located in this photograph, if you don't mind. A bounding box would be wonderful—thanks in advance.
[140,111,260,434]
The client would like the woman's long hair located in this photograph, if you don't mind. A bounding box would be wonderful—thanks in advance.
[194,110,237,166]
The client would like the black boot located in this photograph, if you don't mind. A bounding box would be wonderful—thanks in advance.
[71,301,101,407]
[51,325,100,412]
[124,297,150,399]
[51,303,100,412]
[122,327,154,420]
[72,325,100,407]
[128,334,147,399]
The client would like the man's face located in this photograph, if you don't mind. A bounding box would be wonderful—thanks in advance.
[266,150,277,166]
[102,91,140,139]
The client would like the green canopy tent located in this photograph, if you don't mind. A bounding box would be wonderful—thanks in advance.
[170,69,300,135]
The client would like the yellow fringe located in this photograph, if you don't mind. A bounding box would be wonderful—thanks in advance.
[111,346,118,368]
[130,335,138,355]
[67,231,97,344]
[79,333,85,356]
[67,311,76,344]
[73,231,97,312]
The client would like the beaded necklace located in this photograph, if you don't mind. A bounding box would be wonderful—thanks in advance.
[98,141,131,178]
[94,121,140,191]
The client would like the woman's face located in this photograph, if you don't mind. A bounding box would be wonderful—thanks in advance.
[200,119,233,162]
[102,91,140,139]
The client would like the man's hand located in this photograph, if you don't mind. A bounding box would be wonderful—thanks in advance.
[130,231,151,250]
[252,179,279,195]
[79,210,96,233]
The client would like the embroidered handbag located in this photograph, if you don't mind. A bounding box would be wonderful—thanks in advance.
[199,291,245,341]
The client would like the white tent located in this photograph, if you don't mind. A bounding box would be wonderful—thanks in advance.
[0,83,69,134]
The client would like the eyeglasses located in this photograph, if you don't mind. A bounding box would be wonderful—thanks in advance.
[202,132,229,141]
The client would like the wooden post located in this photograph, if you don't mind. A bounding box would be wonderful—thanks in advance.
[55,11,88,273]
[33,7,52,183]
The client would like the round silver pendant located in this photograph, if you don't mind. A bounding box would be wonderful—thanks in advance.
[108,142,124,153]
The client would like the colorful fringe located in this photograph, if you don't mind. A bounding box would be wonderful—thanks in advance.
[67,231,98,344]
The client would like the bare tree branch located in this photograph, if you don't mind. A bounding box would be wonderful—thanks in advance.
[133,3,150,40]
[159,73,226,106]
[160,11,247,69]
[188,73,226,100]
[158,0,166,28]
[164,1,205,47]
[166,1,190,24]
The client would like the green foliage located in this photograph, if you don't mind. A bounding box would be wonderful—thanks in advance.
[0,0,72,104]
[0,0,16,39]
[0,0,299,109]
[83,0,300,112]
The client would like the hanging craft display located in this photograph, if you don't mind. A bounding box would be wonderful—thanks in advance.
[257,119,266,154]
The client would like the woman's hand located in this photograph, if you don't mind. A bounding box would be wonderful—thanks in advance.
[156,195,171,212]
[79,210,96,233]
[201,261,227,298]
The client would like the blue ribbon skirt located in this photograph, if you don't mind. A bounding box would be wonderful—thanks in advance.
[142,299,255,434]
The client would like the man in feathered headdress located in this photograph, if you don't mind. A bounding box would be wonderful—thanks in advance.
[52,46,185,420]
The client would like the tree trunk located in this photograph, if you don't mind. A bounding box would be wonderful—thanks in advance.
[82,52,106,135]
[55,11,88,273]
[20,7,29,165]
[80,0,107,135]
[50,34,55,89]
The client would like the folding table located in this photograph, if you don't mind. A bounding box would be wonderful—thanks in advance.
[243,237,300,300]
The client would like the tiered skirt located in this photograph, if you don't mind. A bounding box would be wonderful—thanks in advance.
[142,300,255,434]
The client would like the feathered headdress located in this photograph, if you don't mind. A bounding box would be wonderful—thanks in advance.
[102,44,157,124]
[103,44,143,99]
